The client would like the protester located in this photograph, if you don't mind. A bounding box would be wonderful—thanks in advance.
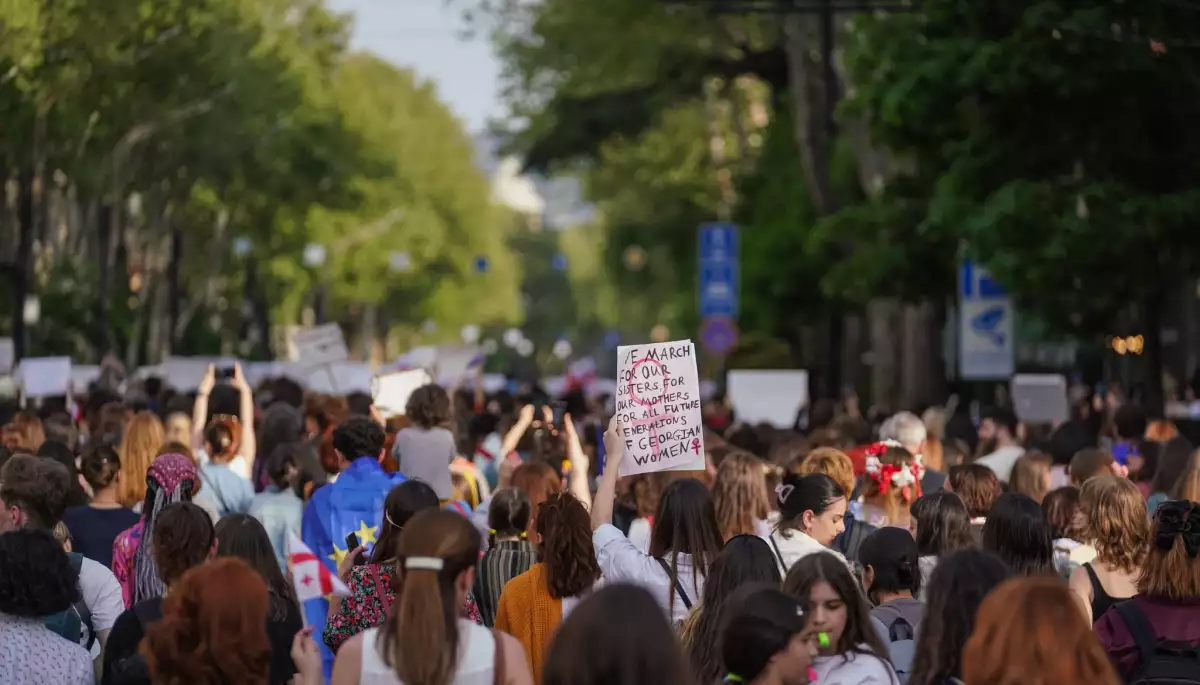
[766,473,850,575]
[102,502,215,685]
[591,418,722,624]
[880,411,947,493]
[974,409,1024,482]
[65,444,140,569]
[116,412,166,509]
[794,447,876,562]
[1145,437,1194,513]
[474,487,537,627]
[1009,452,1052,503]
[1042,486,1096,576]
[253,403,310,494]
[1069,448,1117,486]
[947,464,1000,544]
[1069,476,1149,623]
[328,509,532,684]
[782,552,897,684]
[719,586,819,685]
[981,493,1055,577]
[860,442,923,529]
[681,535,782,684]
[542,584,691,685]
[859,527,923,681]
[38,439,90,507]
[0,529,95,685]
[196,420,255,517]
[711,451,772,540]
[909,492,973,598]
[248,442,306,569]
[1095,499,1200,680]
[142,558,272,685]
[908,550,1012,685]
[191,363,257,481]
[113,453,199,607]
[963,576,1120,685]
[496,492,602,682]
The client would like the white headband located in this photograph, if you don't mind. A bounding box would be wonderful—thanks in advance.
[405,556,445,571]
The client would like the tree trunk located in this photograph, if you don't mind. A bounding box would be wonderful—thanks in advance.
[13,168,33,360]
[97,204,115,355]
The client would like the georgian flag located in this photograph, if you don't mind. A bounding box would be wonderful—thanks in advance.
[287,531,351,603]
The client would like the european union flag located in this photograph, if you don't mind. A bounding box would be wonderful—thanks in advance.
[301,457,405,681]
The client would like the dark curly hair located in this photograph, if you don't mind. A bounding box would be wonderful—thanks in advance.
[536,492,601,599]
[0,453,72,530]
[0,528,81,616]
[143,557,270,685]
[152,503,216,587]
[331,416,386,463]
[405,384,452,430]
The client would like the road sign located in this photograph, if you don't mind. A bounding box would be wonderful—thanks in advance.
[698,222,739,317]
[701,315,739,356]
[959,260,1014,379]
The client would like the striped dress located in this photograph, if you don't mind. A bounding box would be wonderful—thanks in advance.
[473,539,537,627]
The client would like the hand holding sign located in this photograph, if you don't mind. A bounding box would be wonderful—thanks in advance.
[602,414,625,473]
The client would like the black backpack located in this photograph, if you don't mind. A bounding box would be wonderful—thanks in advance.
[1114,600,1200,685]
[42,552,96,651]
[104,601,160,685]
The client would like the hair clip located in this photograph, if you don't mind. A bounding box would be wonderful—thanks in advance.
[489,528,497,535]
[775,483,795,504]
[520,531,528,539]
[723,675,744,683]
[405,556,444,571]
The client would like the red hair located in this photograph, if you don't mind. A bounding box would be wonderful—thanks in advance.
[142,558,270,685]
[963,576,1120,685]
[511,461,562,532]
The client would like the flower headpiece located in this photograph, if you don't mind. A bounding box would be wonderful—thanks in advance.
[863,440,922,502]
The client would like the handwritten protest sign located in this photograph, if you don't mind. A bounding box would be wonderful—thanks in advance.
[614,340,705,476]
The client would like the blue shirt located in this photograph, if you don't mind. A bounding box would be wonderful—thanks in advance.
[249,486,305,570]
[301,458,405,680]
[196,462,255,518]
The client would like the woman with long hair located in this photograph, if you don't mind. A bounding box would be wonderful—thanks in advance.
[591,419,723,624]
[963,576,1120,685]
[681,535,782,684]
[63,444,140,569]
[947,464,1001,544]
[711,451,772,541]
[860,442,923,529]
[793,447,874,563]
[981,493,1055,577]
[248,442,306,569]
[495,492,602,682]
[474,488,537,627]
[542,584,693,685]
[908,550,1012,685]
[782,552,896,684]
[196,420,255,517]
[1009,452,1052,504]
[719,586,819,685]
[1146,437,1194,513]
[116,412,166,509]
[329,509,532,685]
[323,481,481,654]
[909,492,973,598]
[1069,476,1150,623]
[216,514,304,685]
[112,453,199,607]
[767,473,850,575]
[1042,486,1095,576]
[1095,499,1200,680]
[143,558,272,685]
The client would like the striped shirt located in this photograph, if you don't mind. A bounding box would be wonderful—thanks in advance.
[473,539,537,627]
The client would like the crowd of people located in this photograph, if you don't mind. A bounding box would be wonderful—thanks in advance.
[0,363,1198,685]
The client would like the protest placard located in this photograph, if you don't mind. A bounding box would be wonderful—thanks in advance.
[373,369,435,418]
[727,369,809,428]
[614,340,705,476]
[16,357,72,398]
[289,324,349,368]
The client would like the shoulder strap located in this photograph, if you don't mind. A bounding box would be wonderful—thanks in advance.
[1114,600,1158,665]
[199,469,233,516]
[67,553,95,650]
[653,557,692,610]
[768,533,787,571]
[491,629,507,685]
[371,565,391,613]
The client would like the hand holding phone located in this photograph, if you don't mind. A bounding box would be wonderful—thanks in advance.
[342,533,368,575]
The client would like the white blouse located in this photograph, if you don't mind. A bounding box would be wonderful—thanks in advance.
[593,523,704,624]
[361,620,496,685]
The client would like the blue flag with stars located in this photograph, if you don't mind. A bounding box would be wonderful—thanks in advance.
[300,457,405,681]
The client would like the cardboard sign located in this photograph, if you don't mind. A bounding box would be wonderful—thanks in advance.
[16,357,72,398]
[289,324,349,368]
[434,345,483,383]
[161,356,237,392]
[1011,374,1069,425]
[727,370,809,428]
[373,369,435,418]
[614,340,705,476]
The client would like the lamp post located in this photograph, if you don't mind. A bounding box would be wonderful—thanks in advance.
[303,243,328,325]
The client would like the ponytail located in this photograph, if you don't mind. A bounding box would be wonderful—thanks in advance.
[378,509,481,685]
[537,492,601,599]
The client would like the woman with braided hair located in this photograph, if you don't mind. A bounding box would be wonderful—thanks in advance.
[1096,499,1200,680]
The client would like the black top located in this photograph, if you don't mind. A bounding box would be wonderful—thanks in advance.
[100,594,304,685]
[63,505,140,570]
[1084,562,1128,622]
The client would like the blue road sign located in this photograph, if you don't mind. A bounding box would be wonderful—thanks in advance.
[701,315,739,356]
[958,260,1014,379]
[474,256,489,273]
[698,222,739,318]
[552,253,568,272]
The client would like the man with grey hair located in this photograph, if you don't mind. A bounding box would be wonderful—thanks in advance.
[880,411,947,492]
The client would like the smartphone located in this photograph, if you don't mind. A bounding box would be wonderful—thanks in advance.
[217,366,236,381]
[551,401,566,427]
[344,533,368,566]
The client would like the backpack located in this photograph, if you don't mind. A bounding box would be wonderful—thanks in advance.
[104,601,161,685]
[872,603,917,684]
[1114,600,1200,685]
[42,552,96,651]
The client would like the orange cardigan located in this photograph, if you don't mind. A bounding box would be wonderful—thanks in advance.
[494,562,561,684]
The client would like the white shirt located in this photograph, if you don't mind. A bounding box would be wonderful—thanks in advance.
[762,529,851,576]
[593,523,703,624]
[811,647,897,685]
[360,620,495,684]
[975,444,1025,483]
[0,614,93,685]
[627,517,652,554]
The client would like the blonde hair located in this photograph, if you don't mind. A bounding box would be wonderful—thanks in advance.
[1010,452,1052,504]
[117,412,166,508]
[794,447,856,496]
[1080,476,1150,574]
[711,452,771,541]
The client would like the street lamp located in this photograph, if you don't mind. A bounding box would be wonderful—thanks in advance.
[303,243,328,325]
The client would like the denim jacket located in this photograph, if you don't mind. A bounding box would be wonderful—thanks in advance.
[248,486,304,569]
